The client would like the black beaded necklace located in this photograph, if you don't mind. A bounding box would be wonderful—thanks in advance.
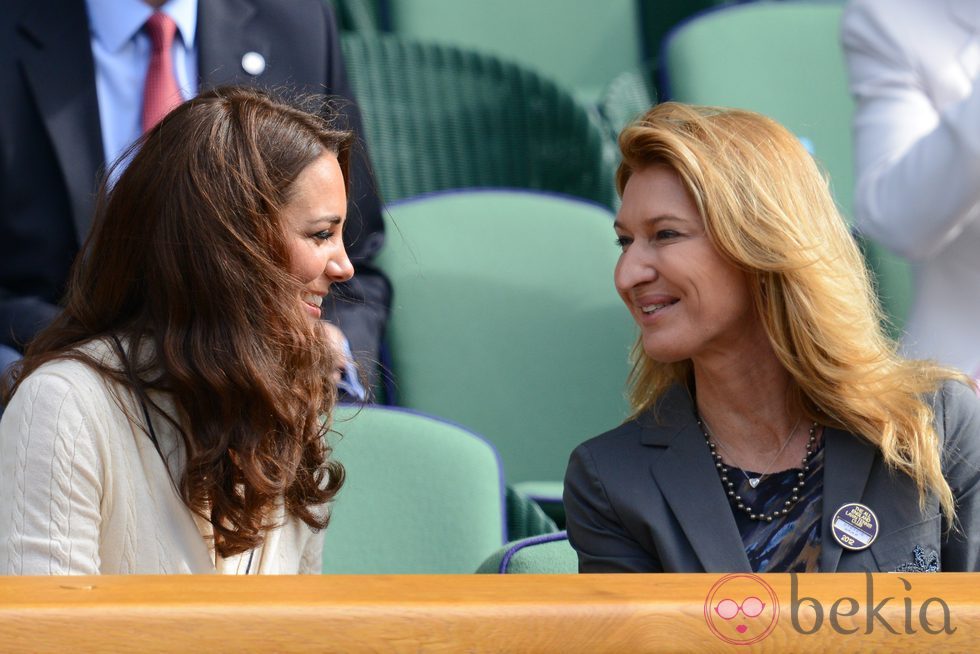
[697,418,819,523]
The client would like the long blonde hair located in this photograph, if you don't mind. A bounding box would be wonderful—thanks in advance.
[617,102,965,521]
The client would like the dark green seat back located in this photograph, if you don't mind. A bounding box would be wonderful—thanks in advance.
[385,0,644,103]
[341,33,617,207]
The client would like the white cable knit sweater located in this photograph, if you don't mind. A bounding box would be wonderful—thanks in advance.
[0,340,324,575]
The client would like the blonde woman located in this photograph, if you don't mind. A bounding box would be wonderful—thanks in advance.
[563,103,980,573]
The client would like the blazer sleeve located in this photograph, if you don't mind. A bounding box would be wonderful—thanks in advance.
[842,0,980,259]
[939,380,980,571]
[563,442,662,573]
[0,293,60,350]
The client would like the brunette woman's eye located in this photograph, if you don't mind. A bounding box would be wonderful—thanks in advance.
[312,230,334,241]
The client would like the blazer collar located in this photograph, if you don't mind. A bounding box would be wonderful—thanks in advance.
[638,384,698,445]
[197,0,263,88]
[17,1,104,244]
[643,386,752,572]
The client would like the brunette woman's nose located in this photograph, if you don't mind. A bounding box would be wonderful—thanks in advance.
[326,247,354,282]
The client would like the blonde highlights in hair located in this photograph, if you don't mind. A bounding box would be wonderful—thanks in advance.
[617,102,965,521]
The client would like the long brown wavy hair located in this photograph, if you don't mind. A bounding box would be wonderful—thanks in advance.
[617,102,967,522]
[4,86,351,557]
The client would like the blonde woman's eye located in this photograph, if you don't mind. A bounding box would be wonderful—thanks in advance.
[615,235,632,249]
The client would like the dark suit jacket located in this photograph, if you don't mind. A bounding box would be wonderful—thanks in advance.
[0,0,386,350]
[564,381,980,572]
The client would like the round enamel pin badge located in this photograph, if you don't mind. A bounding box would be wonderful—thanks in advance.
[831,502,879,551]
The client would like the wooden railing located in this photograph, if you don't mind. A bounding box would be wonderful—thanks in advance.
[0,573,977,652]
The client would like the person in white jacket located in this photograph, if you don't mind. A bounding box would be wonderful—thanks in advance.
[843,0,980,375]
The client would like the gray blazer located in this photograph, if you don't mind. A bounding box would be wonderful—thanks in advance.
[564,381,980,572]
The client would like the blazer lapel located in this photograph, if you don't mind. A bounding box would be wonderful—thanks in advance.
[820,427,877,572]
[197,0,266,89]
[645,388,751,572]
[17,1,104,244]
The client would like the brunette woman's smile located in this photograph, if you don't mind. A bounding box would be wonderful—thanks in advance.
[302,292,324,318]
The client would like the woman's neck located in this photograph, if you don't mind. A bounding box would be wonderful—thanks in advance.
[692,339,803,465]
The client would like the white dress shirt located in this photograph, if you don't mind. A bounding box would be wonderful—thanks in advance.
[86,0,199,169]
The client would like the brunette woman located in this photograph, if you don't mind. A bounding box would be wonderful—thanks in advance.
[0,86,352,574]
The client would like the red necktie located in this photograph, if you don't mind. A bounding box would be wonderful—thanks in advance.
[142,12,182,133]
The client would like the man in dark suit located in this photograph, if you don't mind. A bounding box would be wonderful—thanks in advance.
[0,0,389,393]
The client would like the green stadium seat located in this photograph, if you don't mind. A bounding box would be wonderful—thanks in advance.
[506,485,560,541]
[476,532,578,574]
[640,0,739,94]
[326,0,382,32]
[340,33,617,207]
[598,69,657,142]
[384,0,644,103]
[322,405,506,574]
[662,1,911,335]
[377,190,634,494]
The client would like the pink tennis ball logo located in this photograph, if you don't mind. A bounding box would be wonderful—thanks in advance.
[704,574,779,645]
